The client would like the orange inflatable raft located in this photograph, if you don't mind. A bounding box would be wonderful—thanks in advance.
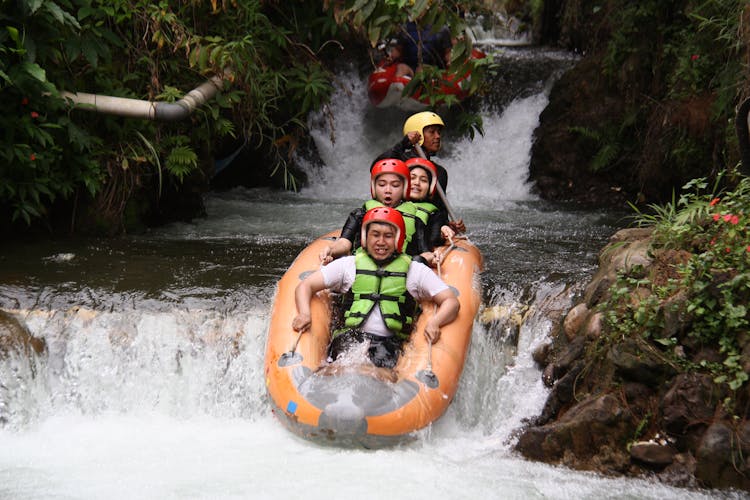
[264,231,483,448]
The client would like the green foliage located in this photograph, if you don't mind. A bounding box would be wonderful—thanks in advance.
[601,269,668,343]
[667,0,744,113]
[286,64,334,115]
[676,178,750,390]
[592,0,746,189]
[568,109,638,173]
[0,0,341,229]
[602,172,750,399]
[166,145,198,183]
[1,2,103,225]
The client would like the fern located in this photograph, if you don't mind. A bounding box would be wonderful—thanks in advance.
[166,146,198,182]
[591,142,621,173]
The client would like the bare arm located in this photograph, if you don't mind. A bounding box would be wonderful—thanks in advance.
[319,238,353,264]
[423,288,460,343]
[292,270,328,332]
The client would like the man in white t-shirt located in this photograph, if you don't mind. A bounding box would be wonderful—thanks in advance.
[292,206,459,368]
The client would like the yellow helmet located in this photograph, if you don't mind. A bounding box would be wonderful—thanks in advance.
[402,112,445,145]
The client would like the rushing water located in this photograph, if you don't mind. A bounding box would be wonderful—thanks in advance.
[0,46,739,499]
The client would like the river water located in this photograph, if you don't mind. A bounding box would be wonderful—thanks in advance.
[0,45,738,499]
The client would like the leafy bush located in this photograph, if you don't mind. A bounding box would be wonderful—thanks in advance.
[1,0,339,230]
[602,172,750,397]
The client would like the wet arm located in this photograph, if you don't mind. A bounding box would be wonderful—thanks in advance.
[325,238,353,261]
[292,270,327,332]
[423,288,460,343]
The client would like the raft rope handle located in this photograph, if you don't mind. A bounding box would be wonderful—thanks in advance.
[435,234,458,279]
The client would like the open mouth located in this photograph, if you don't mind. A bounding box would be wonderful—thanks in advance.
[372,246,389,257]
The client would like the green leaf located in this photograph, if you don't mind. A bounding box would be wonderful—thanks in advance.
[166,146,198,182]
[24,0,44,15]
[81,40,99,67]
[654,337,675,346]
[21,62,47,82]
[367,25,381,46]
[6,26,19,44]
[44,2,66,24]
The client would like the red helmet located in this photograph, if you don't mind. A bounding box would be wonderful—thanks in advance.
[405,157,438,197]
[361,206,406,252]
[370,158,410,201]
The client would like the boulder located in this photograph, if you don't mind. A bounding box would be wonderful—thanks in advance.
[607,339,676,387]
[695,421,750,490]
[516,393,634,472]
[0,310,45,357]
[630,441,676,469]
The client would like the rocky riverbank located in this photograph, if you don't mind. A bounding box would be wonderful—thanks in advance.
[515,227,750,492]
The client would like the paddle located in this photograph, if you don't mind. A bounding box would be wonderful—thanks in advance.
[413,143,460,224]
[278,330,304,366]
[415,335,439,389]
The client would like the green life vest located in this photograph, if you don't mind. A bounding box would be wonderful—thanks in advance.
[363,200,417,252]
[412,201,438,225]
[339,247,415,340]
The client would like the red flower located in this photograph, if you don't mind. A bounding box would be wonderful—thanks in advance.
[730,215,739,225]
[713,213,720,221]
[21,97,29,106]
[726,247,731,253]
[747,245,750,252]
[710,198,720,206]
[723,214,733,222]
[30,111,39,119]
[710,238,716,246]
[691,54,699,61]
[30,153,36,161]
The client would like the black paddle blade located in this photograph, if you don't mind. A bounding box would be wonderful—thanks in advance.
[278,351,302,367]
[416,369,439,389]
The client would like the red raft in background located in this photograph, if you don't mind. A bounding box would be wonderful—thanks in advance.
[264,230,483,448]
[367,48,486,111]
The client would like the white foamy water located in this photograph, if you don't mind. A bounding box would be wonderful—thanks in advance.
[1,298,725,500]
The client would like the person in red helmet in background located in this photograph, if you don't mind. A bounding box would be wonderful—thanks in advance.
[293,206,459,369]
[319,158,434,264]
[372,111,466,234]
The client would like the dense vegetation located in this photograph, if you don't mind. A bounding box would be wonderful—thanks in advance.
[1,0,490,234]
[535,0,749,202]
[602,172,750,408]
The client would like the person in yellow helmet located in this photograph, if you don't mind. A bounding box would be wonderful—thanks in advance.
[371,111,466,233]
[372,111,446,189]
